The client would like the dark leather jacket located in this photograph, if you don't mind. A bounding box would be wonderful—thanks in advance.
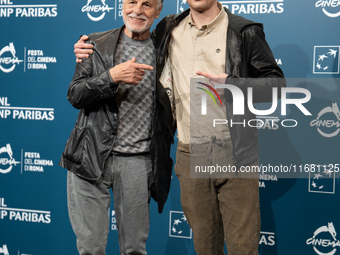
[59,26,173,213]
[153,8,286,168]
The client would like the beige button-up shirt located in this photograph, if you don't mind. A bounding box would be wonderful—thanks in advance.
[169,3,231,144]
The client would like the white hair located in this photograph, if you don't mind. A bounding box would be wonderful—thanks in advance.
[122,0,163,10]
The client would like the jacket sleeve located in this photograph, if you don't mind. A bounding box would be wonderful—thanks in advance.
[244,25,284,79]
[67,46,119,109]
[227,25,286,103]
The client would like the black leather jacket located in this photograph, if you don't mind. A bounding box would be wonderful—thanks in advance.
[153,8,285,167]
[59,26,173,213]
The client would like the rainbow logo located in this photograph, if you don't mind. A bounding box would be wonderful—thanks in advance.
[196,82,223,106]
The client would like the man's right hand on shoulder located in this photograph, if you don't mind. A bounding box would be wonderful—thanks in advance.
[110,58,153,85]
[74,35,93,63]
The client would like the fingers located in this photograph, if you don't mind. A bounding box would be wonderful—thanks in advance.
[136,69,146,76]
[133,75,144,85]
[75,42,93,49]
[130,80,140,85]
[129,58,153,70]
[126,69,146,85]
[109,58,154,85]
[196,71,228,79]
[80,35,89,41]
[74,38,93,61]
[133,63,153,70]
[74,36,93,51]
[74,44,93,57]
[209,78,226,89]
[196,71,228,96]
[74,47,93,54]
[76,35,90,46]
[74,35,93,62]
[196,71,219,88]
[74,48,93,56]
[75,53,92,59]
[124,73,144,85]
[196,70,214,78]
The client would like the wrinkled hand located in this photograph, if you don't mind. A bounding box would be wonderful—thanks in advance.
[110,57,153,85]
[74,35,93,63]
[196,71,228,96]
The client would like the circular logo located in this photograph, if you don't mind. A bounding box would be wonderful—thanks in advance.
[0,43,23,73]
[307,222,339,255]
[315,0,340,18]
[310,103,340,138]
[82,0,114,22]
[0,144,20,174]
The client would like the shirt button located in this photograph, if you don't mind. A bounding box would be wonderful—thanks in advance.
[216,48,221,53]
[195,58,198,61]
[197,37,200,40]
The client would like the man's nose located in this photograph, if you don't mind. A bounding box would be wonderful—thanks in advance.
[133,3,143,14]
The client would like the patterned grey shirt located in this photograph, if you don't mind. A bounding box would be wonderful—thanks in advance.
[112,31,155,154]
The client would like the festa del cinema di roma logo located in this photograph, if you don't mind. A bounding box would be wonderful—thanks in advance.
[310,102,340,138]
[0,43,57,72]
[0,144,19,174]
[196,82,312,128]
[0,143,54,174]
[315,0,340,18]
[0,42,23,73]
[307,222,340,255]
[82,0,114,21]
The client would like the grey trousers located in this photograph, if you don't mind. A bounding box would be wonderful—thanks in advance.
[67,154,152,255]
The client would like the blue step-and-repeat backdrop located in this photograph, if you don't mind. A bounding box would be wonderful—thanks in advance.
[1,0,340,254]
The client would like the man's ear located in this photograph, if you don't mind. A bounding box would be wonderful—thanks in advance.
[156,4,163,19]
